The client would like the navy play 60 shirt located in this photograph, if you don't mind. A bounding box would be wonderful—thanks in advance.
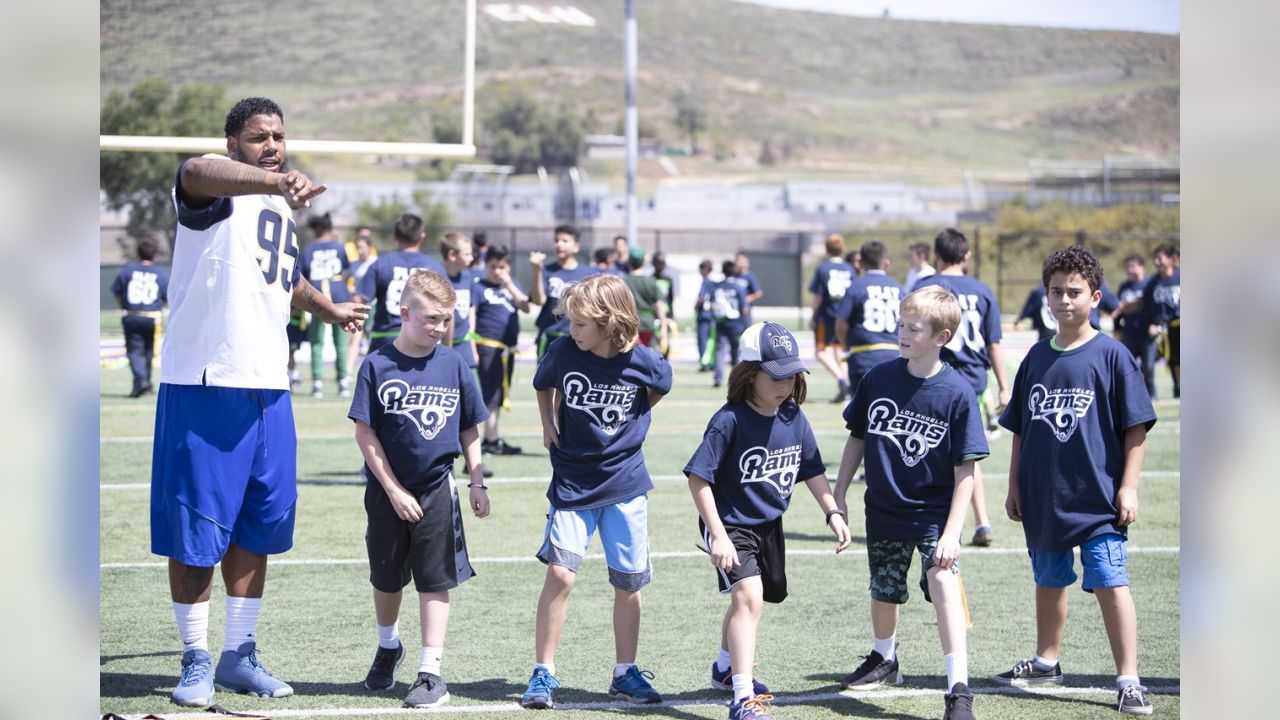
[846,359,989,541]
[533,336,673,510]
[348,343,488,494]
[684,401,825,527]
[998,334,1156,551]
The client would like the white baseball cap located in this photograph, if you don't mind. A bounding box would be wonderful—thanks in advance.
[740,322,808,380]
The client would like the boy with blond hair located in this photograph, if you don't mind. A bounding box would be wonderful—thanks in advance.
[834,285,989,720]
[349,270,491,708]
[522,274,673,709]
[995,246,1157,715]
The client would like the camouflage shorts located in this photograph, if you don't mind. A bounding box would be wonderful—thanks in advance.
[867,536,959,604]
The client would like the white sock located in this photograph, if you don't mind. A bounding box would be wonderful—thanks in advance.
[1117,675,1140,689]
[420,646,443,676]
[377,623,400,650]
[1033,654,1057,670]
[944,652,968,688]
[224,596,261,650]
[715,648,732,672]
[614,663,635,678]
[731,673,754,703]
[873,635,896,661]
[174,601,209,652]
[535,662,556,678]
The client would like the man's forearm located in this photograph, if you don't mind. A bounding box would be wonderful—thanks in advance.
[181,157,279,201]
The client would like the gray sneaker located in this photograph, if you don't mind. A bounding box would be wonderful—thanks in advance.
[1117,684,1153,715]
[994,658,1064,687]
[363,642,404,690]
[404,672,450,708]
[171,648,214,707]
[839,649,903,689]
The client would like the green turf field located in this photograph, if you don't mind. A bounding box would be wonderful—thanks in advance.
[100,342,1181,719]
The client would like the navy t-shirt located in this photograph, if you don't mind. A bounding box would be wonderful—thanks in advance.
[998,333,1157,551]
[713,279,749,336]
[846,359,990,541]
[356,250,448,335]
[809,260,856,321]
[696,277,716,320]
[348,343,489,494]
[1115,279,1150,346]
[1019,283,1116,341]
[684,401,825,526]
[835,270,903,377]
[447,269,481,367]
[111,262,169,312]
[300,240,351,303]
[532,336,673,510]
[912,275,1003,394]
[731,271,762,323]
[1143,270,1180,325]
[474,277,524,347]
[535,262,599,334]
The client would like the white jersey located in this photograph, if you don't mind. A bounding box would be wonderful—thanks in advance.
[162,178,299,390]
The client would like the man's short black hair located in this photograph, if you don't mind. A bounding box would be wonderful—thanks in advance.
[1153,243,1180,259]
[137,238,159,262]
[306,212,333,236]
[699,259,713,271]
[1124,254,1145,266]
[593,247,612,264]
[859,240,887,269]
[933,228,969,266]
[225,97,284,137]
[722,259,737,276]
[394,213,424,245]
[485,244,510,263]
[554,225,579,241]
[1042,245,1104,292]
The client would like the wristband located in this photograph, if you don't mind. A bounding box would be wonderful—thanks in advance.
[825,508,846,524]
[467,483,487,490]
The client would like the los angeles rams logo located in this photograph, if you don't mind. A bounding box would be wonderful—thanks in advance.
[562,371,636,435]
[738,444,801,498]
[1028,384,1094,442]
[378,379,460,441]
[866,398,948,467]
[770,335,793,353]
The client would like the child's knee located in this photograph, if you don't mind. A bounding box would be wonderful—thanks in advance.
[545,564,577,589]
[730,580,765,615]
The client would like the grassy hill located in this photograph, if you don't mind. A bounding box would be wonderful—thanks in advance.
[100,0,1178,181]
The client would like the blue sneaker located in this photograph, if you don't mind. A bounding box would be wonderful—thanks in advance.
[728,693,775,720]
[608,666,662,704]
[213,641,294,698]
[171,648,214,707]
[521,667,561,709]
[710,661,769,695]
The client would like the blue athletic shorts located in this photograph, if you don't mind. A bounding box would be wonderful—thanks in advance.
[1028,533,1129,592]
[538,494,652,590]
[150,383,298,566]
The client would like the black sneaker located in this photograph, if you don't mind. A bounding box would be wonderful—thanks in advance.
[1117,684,1153,715]
[463,462,495,479]
[839,649,902,689]
[994,658,1064,687]
[943,682,975,720]
[494,438,522,455]
[404,672,450,708]
[363,642,404,690]
[830,380,850,404]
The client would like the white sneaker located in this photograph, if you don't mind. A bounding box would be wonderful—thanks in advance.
[338,378,351,398]
[311,381,324,399]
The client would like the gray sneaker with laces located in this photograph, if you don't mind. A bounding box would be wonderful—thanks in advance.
[404,672,450,708]
[1117,684,1153,715]
[994,657,1064,687]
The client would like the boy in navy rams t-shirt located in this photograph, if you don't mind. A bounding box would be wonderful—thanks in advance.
[685,322,850,720]
[529,225,599,361]
[522,274,672,709]
[834,284,989,720]
[348,270,490,709]
[995,246,1157,715]
[472,244,531,456]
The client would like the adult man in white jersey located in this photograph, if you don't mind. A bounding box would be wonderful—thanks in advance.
[152,97,369,707]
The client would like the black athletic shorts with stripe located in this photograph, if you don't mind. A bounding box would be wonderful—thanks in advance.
[700,516,788,603]
[365,471,475,593]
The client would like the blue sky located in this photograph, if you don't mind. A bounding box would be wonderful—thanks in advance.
[734,0,1180,35]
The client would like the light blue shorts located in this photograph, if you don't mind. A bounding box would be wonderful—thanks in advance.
[537,494,652,590]
[150,384,298,566]
[1029,533,1129,592]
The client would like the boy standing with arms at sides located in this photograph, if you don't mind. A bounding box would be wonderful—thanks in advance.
[695,259,716,372]
[733,252,764,326]
[440,233,481,373]
[913,228,1009,547]
[474,244,531,456]
[530,225,599,361]
[809,234,856,403]
[995,246,1157,715]
[522,274,673,709]
[349,270,491,708]
[1113,255,1156,399]
[685,322,851,720]
[832,285,988,720]
[1143,244,1180,399]
[835,240,903,395]
[110,237,168,398]
[712,260,751,388]
[300,212,351,398]
[356,213,447,354]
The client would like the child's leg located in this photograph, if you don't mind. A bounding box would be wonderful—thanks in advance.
[1035,585,1069,661]
[332,324,348,382]
[1094,586,1138,677]
[613,588,641,665]
[970,463,992,528]
[483,405,500,443]
[374,589,402,628]
[926,567,966,656]
[870,599,900,646]
[419,590,450,675]
[726,577,765,701]
[534,564,577,665]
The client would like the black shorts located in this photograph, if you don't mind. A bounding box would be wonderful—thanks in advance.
[815,317,839,348]
[475,343,515,409]
[287,316,307,349]
[700,517,788,604]
[1162,322,1180,366]
[365,473,475,593]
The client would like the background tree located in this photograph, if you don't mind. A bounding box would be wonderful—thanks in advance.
[100,79,227,252]
[484,85,587,173]
[672,87,707,155]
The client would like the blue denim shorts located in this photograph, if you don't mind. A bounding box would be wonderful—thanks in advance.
[1028,533,1129,592]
